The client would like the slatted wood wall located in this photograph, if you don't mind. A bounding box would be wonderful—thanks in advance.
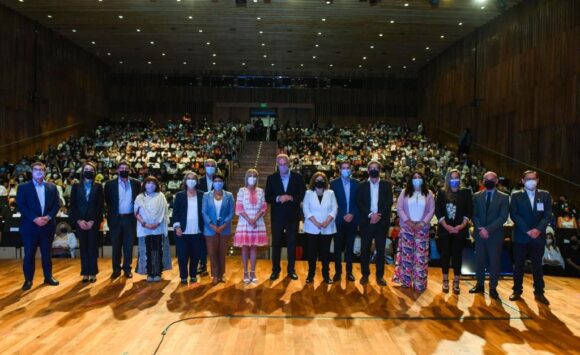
[418,0,580,201]
[0,4,109,161]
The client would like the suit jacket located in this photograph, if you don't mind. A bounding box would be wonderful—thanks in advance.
[356,179,393,228]
[16,180,60,235]
[197,174,227,193]
[265,171,306,224]
[201,190,235,236]
[103,177,141,227]
[171,189,204,233]
[472,189,509,240]
[69,181,104,231]
[510,189,553,244]
[302,189,338,235]
[330,177,360,225]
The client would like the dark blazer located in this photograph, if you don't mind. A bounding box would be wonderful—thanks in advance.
[69,182,104,231]
[330,177,360,225]
[472,189,509,240]
[356,179,393,227]
[265,171,306,224]
[510,189,553,244]
[103,177,141,227]
[197,174,227,193]
[171,189,204,233]
[435,188,473,236]
[16,181,60,234]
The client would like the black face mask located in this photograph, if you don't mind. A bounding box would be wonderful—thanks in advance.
[368,169,380,178]
[83,171,95,180]
[484,180,496,190]
[119,171,129,179]
[314,180,325,189]
[60,228,68,233]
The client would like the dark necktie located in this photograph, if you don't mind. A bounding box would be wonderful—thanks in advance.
[485,191,492,214]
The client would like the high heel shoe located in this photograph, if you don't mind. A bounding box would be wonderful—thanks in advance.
[442,279,449,293]
[453,280,460,295]
[250,271,258,283]
[243,272,251,284]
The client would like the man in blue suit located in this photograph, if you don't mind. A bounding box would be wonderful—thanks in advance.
[509,170,553,305]
[330,161,360,282]
[17,162,61,291]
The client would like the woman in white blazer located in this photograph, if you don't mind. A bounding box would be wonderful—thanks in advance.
[303,172,338,284]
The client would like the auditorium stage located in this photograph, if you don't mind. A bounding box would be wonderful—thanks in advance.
[0,259,578,355]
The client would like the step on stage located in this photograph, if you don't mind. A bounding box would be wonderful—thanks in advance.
[0,259,578,354]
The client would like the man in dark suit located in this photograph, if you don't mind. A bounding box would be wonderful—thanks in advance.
[509,170,553,305]
[330,160,360,282]
[265,154,305,280]
[356,160,393,286]
[469,171,509,299]
[104,161,141,279]
[17,162,61,291]
[69,162,104,283]
[196,158,226,276]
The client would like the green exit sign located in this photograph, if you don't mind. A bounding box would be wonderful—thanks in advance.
[259,103,268,108]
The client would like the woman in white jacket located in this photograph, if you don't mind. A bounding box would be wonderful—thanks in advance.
[303,172,338,284]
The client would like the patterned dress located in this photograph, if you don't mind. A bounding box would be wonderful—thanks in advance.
[233,187,268,247]
[392,224,430,291]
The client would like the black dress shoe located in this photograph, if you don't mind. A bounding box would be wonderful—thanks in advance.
[469,285,485,294]
[124,271,133,279]
[82,277,90,283]
[44,277,59,286]
[509,293,522,301]
[305,277,314,284]
[22,281,32,291]
[377,278,387,286]
[89,277,97,283]
[333,274,342,282]
[489,289,500,299]
[288,272,299,280]
[270,272,280,281]
[347,273,356,282]
[110,271,122,280]
[535,293,550,305]
[360,276,369,285]
[323,277,333,285]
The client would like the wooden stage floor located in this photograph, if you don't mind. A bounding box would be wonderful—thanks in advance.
[0,259,578,355]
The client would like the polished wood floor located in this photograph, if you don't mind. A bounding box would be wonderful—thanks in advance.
[0,259,578,355]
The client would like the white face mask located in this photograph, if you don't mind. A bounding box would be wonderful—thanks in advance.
[247,176,257,186]
[186,179,197,189]
[524,179,538,190]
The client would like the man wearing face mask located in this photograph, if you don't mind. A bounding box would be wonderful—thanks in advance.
[17,162,61,291]
[470,171,509,299]
[356,160,393,286]
[509,170,553,305]
[265,154,306,281]
[104,162,141,279]
[196,158,227,276]
[329,161,360,282]
[69,162,104,283]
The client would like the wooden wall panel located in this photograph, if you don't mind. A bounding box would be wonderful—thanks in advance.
[418,0,580,201]
[0,4,109,161]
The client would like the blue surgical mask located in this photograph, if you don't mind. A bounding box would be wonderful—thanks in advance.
[213,181,224,191]
[449,179,460,188]
[278,165,289,175]
[412,178,423,189]
[205,166,216,176]
[340,169,351,178]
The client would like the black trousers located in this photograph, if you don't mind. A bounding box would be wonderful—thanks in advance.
[474,236,504,289]
[22,225,54,281]
[271,220,299,274]
[439,232,465,275]
[305,233,333,278]
[78,227,100,276]
[109,216,136,273]
[175,233,205,280]
[360,223,387,279]
[145,234,163,277]
[513,241,545,294]
[334,222,356,275]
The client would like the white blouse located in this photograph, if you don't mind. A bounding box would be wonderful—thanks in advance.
[408,191,426,222]
[183,196,200,235]
[214,197,223,218]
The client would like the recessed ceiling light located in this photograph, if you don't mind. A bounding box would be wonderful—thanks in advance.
[47,15,52,18]
[404,3,409,7]
[161,52,166,56]
[188,16,193,19]
[317,32,322,35]
[150,41,155,44]
[362,56,367,60]
[312,55,317,59]
[425,46,430,50]
[315,44,319,48]
[325,0,331,4]
[388,65,392,68]
[261,43,266,46]
[390,20,395,24]
[118,15,124,19]
[379,33,383,37]
[300,63,304,67]
[212,62,216,65]
[481,6,486,10]
[206,41,211,45]
[403,65,407,69]
[271,63,275,66]
[412,57,416,61]
[147,61,152,64]
[458,22,463,26]
[358,64,362,68]
[119,61,124,64]
[242,62,246,66]
[263,54,267,58]
[329,64,333,67]
[258,30,263,34]
[136,28,141,32]
[321,18,326,22]
[18,0,23,2]
[107,52,111,56]
[370,45,374,49]
[440,35,445,38]
[198,29,203,33]
[212,53,217,57]
[183,61,187,65]
[91,41,96,45]
[257,17,261,20]
[72,29,77,33]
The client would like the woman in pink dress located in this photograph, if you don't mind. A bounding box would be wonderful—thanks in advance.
[234,169,268,284]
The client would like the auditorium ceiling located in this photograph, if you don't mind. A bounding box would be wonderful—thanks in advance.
[2,0,522,78]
